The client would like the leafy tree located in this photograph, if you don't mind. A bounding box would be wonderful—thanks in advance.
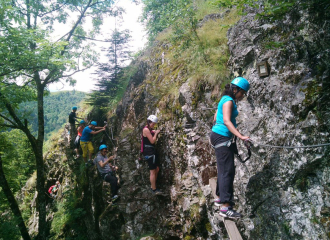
[88,11,131,108]
[0,0,118,239]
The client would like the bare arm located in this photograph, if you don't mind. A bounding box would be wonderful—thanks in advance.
[90,127,105,135]
[222,101,250,140]
[98,155,115,168]
[143,128,160,144]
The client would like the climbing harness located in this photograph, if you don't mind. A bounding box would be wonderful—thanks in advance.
[210,136,252,163]
[144,154,156,164]
[101,171,115,180]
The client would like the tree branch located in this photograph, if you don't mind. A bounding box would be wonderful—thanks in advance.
[0,123,20,129]
[43,0,93,87]
[37,3,66,17]
[50,66,94,82]
[72,34,113,42]
[0,113,18,128]
[0,91,36,144]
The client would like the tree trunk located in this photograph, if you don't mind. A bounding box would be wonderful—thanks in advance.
[35,82,47,240]
[0,155,31,240]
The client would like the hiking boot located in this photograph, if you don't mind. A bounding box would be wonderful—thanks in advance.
[219,208,242,219]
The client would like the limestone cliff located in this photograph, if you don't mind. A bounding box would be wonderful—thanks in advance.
[40,3,330,240]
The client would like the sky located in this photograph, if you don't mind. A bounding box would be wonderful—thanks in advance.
[48,0,147,93]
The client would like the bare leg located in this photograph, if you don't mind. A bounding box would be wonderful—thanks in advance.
[150,169,157,190]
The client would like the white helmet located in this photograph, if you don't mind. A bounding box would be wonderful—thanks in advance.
[147,115,158,123]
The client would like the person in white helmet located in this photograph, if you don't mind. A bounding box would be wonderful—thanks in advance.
[141,115,162,195]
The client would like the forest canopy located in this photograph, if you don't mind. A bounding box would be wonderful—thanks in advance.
[19,91,86,140]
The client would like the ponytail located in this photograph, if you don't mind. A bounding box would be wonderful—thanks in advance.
[146,120,153,130]
[222,84,235,99]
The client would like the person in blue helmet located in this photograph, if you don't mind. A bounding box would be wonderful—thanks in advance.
[94,145,119,202]
[80,121,106,166]
[69,106,83,148]
[210,77,252,219]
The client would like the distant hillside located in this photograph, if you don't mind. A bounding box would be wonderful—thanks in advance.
[19,91,86,140]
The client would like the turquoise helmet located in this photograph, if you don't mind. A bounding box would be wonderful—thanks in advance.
[80,120,85,124]
[72,106,78,110]
[99,144,107,151]
[91,121,97,126]
[231,77,250,92]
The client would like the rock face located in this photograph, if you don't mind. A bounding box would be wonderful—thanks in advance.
[41,3,330,240]
[106,4,329,240]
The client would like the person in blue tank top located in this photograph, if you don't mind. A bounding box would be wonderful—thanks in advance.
[210,77,252,219]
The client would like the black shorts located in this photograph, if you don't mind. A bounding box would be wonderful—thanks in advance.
[144,155,159,170]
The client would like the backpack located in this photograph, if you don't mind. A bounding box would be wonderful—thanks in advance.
[48,186,54,194]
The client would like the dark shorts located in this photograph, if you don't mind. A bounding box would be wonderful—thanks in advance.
[144,155,159,170]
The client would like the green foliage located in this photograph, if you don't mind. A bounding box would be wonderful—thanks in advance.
[211,0,330,21]
[141,0,190,41]
[141,0,221,42]
[50,189,87,239]
[0,131,35,239]
[0,218,21,240]
[0,131,35,197]
[264,41,286,49]
[19,91,86,140]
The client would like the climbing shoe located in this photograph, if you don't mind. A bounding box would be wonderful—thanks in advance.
[214,199,235,207]
[85,160,94,167]
[112,195,119,202]
[151,188,163,195]
[214,198,221,207]
[219,207,242,219]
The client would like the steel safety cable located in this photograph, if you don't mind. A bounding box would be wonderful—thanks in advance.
[254,142,330,149]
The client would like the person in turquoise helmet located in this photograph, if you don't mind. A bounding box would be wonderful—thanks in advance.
[69,106,84,148]
[80,121,106,166]
[210,77,252,219]
[94,145,119,201]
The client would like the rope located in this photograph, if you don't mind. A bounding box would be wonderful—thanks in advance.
[254,142,330,149]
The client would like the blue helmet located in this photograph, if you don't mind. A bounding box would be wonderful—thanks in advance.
[72,106,78,110]
[231,77,250,92]
[80,120,85,124]
[90,121,97,126]
[99,144,107,151]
